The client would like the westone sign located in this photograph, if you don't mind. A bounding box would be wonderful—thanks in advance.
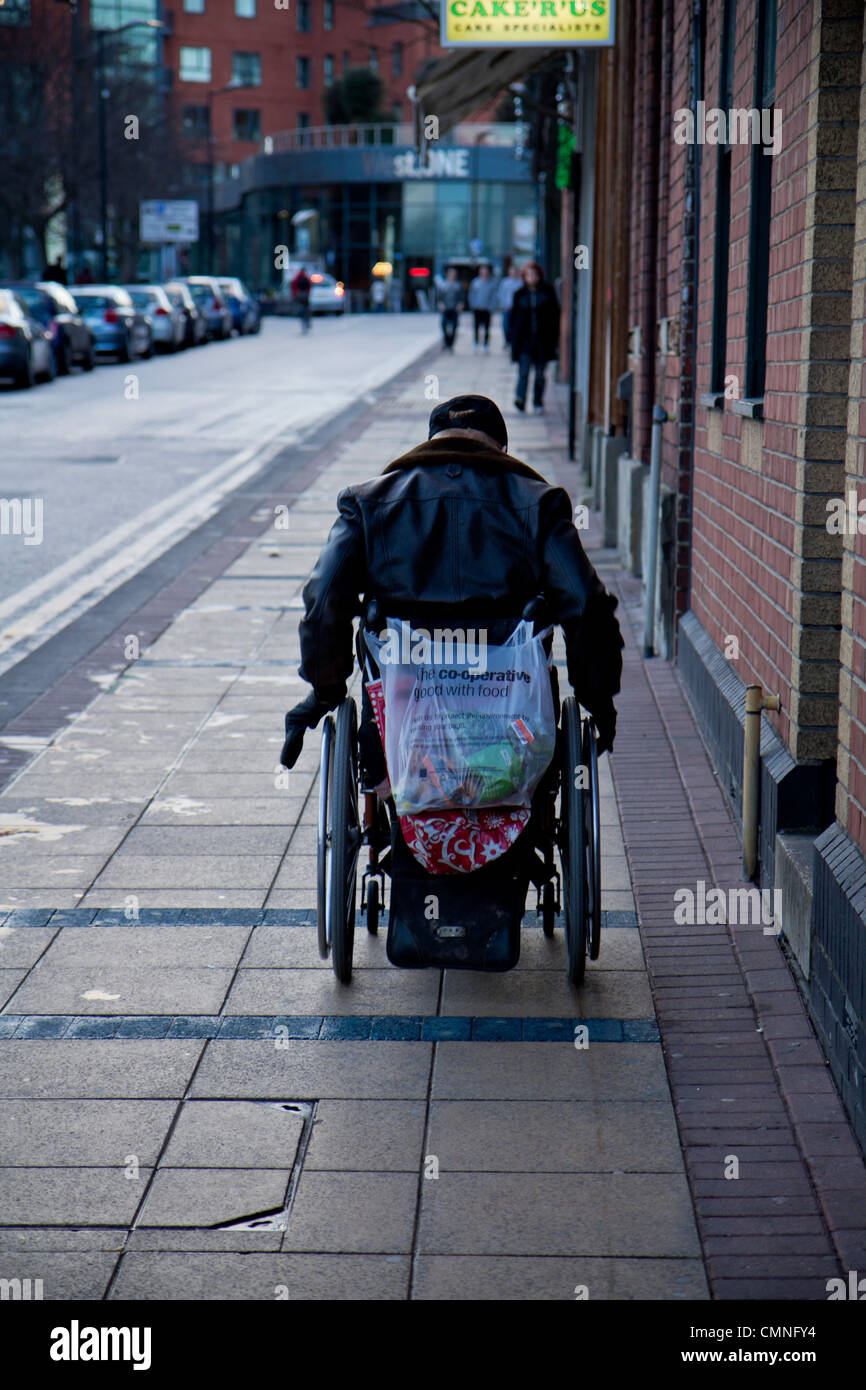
[441,0,614,46]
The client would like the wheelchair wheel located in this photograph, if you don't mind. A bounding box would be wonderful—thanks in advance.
[366,878,380,934]
[316,715,334,960]
[541,879,556,938]
[584,716,602,961]
[328,699,361,983]
[559,696,587,985]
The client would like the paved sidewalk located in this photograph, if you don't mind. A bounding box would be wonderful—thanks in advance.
[0,319,862,1300]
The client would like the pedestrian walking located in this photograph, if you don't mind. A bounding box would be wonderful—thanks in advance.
[510,262,560,414]
[370,278,387,312]
[467,264,497,352]
[436,267,464,352]
[291,267,312,333]
[497,265,521,350]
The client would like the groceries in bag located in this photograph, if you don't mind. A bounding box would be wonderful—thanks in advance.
[366,619,556,814]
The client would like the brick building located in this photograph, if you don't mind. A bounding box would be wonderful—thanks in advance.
[574,0,866,1150]
[163,0,443,174]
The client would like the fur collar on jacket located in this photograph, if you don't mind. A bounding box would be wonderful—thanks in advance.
[380,434,548,484]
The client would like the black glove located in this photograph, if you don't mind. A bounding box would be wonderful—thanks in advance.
[280,692,334,769]
[593,702,617,756]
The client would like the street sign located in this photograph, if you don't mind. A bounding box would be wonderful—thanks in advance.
[441,0,615,47]
[139,200,199,244]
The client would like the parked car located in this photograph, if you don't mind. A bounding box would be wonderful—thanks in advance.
[124,285,186,352]
[164,281,207,348]
[309,272,346,316]
[181,276,233,340]
[70,286,153,361]
[1,281,94,374]
[0,289,55,388]
[218,277,261,335]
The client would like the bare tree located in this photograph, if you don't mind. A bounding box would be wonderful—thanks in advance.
[0,7,190,279]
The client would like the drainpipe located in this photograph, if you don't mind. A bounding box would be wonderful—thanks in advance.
[643,403,667,657]
[742,684,780,880]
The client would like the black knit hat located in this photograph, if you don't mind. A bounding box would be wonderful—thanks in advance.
[428,394,508,450]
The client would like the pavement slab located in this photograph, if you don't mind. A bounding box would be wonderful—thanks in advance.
[411,1256,708,1301]
[0,1252,119,1300]
[0,1041,205,1097]
[190,1040,433,1100]
[110,1251,410,1300]
[0,1099,177,1166]
[0,1167,154,1226]
[416,1172,701,1258]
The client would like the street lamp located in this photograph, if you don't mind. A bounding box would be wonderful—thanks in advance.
[206,81,253,272]
[96,18,164,282]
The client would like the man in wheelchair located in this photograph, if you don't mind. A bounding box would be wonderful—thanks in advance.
[280,393,623,773]
[279,393,623,980]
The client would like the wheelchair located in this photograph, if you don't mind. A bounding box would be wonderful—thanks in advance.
[315,599,602,987]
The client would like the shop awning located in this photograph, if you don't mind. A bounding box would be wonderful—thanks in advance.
[413,46,554,138]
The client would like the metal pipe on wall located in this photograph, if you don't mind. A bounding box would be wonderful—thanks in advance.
[643,403,667,657]
[743,685,780,880]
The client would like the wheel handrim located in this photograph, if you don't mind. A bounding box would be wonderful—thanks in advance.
[317,716,334,958]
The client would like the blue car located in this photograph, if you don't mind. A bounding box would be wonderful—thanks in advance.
[181,277,233,340]
[218,277,262,335]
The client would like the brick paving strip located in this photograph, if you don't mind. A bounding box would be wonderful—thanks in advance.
[608,567,866,1297]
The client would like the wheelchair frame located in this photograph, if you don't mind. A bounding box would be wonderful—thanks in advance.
[315,630,602,987]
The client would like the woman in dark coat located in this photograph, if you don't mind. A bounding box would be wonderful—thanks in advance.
[510,261,560,413]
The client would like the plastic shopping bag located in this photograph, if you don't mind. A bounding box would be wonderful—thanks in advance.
[366,619,556,814]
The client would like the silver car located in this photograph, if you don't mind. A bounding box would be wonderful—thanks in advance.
[71,287,153,361]
[309,273,347,316]
[125,285,186,352]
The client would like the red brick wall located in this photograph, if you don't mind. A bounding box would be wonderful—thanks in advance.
[689,0,816,750]
[836,12,866,852]
[161,0,446,167]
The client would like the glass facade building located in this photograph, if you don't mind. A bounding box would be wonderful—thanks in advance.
[206,130,538,297]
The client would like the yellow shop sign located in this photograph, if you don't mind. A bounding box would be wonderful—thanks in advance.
[441,0,614,46]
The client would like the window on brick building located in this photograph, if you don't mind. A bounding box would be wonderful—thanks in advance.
[232,52,262,86]
[297,56,311,89]
[342,51,350,73]
[298,0,311,32]
[179,46,211,83]
[324,0,334,29]
[182,104,210,137]
[235,0,256,14]
[710,0,737,396]
[369,47,378,73]
[183,0,205,12]
[324,54,334,84]
[233,108,261,141]
[297,112,311,145]
[392,42,403,77]
[744,0,778,401]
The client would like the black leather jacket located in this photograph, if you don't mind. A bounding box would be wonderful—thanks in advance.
[298,435,623,727]
[510,282,560,363]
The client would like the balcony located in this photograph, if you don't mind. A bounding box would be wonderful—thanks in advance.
[262,122,518,153]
